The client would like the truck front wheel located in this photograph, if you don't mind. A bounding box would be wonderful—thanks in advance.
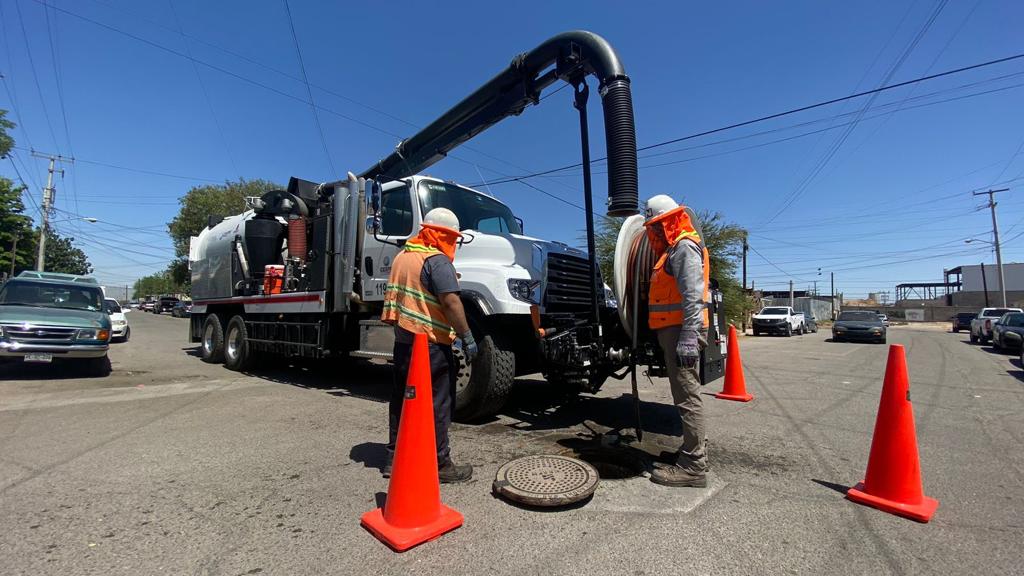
[454,333,514,422]
[201,314,225,364]
[785,324,793,337]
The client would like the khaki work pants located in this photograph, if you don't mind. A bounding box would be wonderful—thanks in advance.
[656,327,708,474]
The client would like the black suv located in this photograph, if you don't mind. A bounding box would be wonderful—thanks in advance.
[152,296,180,315]
[952,312,975,333]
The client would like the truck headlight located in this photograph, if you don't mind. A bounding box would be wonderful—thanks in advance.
[507,279,541,304]
[77,329,111,341]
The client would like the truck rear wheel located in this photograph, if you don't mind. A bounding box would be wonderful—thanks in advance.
[224,316,253,371]
[454,333,514,422]
[201,314,225,364]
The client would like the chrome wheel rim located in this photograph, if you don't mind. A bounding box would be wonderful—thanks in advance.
[226,326,241,361]
[203,323,215,355]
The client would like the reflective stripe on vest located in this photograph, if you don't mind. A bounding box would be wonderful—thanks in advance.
[380,245,456,344]
[648,239,711,330]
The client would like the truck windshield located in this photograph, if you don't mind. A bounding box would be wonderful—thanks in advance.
[417,181,522,235]
[0,280,104,312]
[760,307,790,315]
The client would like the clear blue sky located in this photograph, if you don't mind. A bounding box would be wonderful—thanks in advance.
[2,0,1023,299]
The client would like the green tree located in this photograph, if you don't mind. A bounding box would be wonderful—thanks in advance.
[0,109,14,158]
[592,210,754,324]
[133,272,179,299]
[39,229,93,275]
[0,177,35,276]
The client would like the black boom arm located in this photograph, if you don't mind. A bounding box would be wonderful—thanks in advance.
[359,30,639,216]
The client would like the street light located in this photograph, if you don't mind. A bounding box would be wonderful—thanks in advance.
[965,238,994,246]
[50,217,98,224]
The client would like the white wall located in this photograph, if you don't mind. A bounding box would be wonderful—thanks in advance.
[961,263,1024,292]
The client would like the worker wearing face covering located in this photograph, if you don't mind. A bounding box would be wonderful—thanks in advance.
[642,195,711,488]
[380,207,477,483]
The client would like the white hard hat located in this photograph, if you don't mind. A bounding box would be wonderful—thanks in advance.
[423,207,460,232]
[644,195,678,221]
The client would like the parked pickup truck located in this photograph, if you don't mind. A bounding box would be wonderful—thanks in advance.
[970,307,1022,344]
[752,306,806,336]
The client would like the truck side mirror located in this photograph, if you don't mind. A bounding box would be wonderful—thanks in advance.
[366,179,382,234]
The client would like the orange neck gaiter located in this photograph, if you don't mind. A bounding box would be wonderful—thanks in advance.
[406,223,462,261]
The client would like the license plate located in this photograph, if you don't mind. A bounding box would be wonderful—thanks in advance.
[24,353,53,363]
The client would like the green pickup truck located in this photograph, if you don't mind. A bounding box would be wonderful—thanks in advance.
[0,271,112,376]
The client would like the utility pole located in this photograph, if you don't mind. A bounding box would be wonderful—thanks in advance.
[830,272,835,319]
[8,233,17,278]
[980,261,990,307]
[789,279,794,308]
[973,188,1009,307]
[31,151,74,272]
[741,233,748,333]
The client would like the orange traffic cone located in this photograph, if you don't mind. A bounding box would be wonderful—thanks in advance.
[361,333,463,551]
[715,325,753,402]
[846,344,938,523]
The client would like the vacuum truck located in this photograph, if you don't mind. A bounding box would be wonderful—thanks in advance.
[188,31,725,422]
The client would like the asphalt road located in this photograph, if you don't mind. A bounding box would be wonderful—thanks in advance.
[1,313,1022,575]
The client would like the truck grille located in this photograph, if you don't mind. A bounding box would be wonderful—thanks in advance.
[2,324,77,342]
[544,252,595,312]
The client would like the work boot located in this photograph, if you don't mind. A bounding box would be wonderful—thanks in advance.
[438,458,473,484]
[650,463,707,488]
[382,453,394,478]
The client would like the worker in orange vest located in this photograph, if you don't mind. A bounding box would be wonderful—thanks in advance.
[381,207,477,483]
[643,195,711,488]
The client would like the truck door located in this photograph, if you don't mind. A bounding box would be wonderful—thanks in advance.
[361,181,415,301]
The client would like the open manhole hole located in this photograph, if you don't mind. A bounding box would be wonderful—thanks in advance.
[567,449,645,480]
[493,455,599,507]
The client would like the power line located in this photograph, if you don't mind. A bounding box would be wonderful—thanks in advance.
[475,50,1024,187]
[13,0,61,153]
[762,0,949,225]
[167,0,240,178]
[281,0,336,179]
[10,146,222,183]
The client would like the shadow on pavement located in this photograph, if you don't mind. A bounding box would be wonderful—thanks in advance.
[497,378,683,437]
[244,359,393,404]
[350,442,389,473]
[811,478,851,495]
[0,359,103,381]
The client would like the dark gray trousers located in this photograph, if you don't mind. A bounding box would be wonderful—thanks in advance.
[387,340,456,463]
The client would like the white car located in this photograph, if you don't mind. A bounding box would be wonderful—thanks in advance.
[104,298,131,342]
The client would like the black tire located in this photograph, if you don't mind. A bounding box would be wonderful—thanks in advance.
[454,332,514,422]
[83,355,111,377]
[753,329,760,336]
[223,315,252,371]
[200,314,225,364]
[993,335,1003,351]
[970,331,978,344]
[785,324,793,337]
[953,327,959,333]
[122,326,130,342]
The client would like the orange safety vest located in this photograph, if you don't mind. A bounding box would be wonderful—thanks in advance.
[646,207,710,330]
[381,240,456,345]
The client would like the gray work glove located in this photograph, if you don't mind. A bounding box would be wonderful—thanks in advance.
[459,332,479,365]
[676,329,700,369]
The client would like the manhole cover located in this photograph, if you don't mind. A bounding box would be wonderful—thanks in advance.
[493,455,599,507]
